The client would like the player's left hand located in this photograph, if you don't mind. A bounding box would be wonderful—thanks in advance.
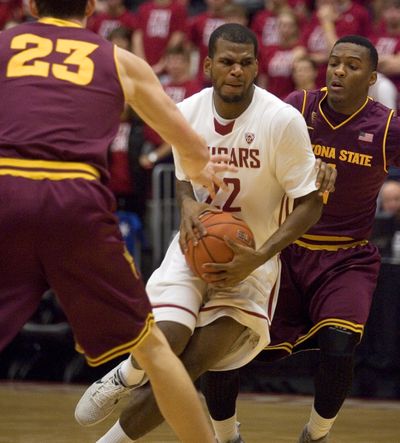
[315,158,337,196]
[202,237,264,288]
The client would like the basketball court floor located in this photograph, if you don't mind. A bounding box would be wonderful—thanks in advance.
[1,382,400,442]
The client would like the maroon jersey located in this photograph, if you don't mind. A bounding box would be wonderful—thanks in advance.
[0,18,124,182]
[286,88,400,241]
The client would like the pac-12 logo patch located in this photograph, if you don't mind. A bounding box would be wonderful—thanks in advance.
[245,132,255,144]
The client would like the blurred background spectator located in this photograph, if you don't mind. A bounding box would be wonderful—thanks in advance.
[132,0,188,76]
[291,55,318,90]
[87,0,137,39]
[257,9,306,98]
[187,0,229,86]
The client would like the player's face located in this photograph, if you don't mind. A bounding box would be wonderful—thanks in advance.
[326,43,377,114]
[205,39,258,105]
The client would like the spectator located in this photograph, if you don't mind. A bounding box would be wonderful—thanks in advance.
[187,0,229,86]
[380,179,400,219]
[141,44,202,170]
[0,0,21,29]
[87,0,137,39]
[250,0,310,50]
[292,55,319,90]
[301,0,370,86]
[258,10,306,98]
[222,3,248,27]
[369,0,400,111]
[138,44,202,215]
[132,0,188,76]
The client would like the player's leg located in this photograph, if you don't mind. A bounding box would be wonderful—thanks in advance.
[201,370,241,443]
[101,317,247,443]
[129,323,216,443]
[300,325,359,442]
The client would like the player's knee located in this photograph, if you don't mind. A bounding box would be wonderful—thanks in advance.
[157,320,192,356]
[318,326,360,356]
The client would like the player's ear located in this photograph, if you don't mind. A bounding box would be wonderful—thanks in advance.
[28,0,39,18]
[85,0,96,18]
[204,56,212,79]
[368,71,377,87]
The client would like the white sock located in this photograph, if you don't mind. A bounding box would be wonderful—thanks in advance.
[118,356,146,387]
[97,420,136,443]
[211,415,239,443]
[307,405,337,440]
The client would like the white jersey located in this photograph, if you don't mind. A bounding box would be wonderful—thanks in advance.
[173,85,318,249]
[148,86,318,370]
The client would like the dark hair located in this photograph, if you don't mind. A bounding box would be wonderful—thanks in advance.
[108,26,132,42]
[208,23,258,58]
[165,44,191,61]
[35,0,88,18]
[333,35,378,71]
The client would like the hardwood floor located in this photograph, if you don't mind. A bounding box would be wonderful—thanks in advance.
[0,382,399,443]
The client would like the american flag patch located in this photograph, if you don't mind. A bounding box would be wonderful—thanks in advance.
[358,131,374,142]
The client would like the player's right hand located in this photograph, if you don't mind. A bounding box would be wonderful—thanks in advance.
[178,201,221,254]
[315,158,337,196]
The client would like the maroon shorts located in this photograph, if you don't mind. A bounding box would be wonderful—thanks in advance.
[0,171,153,366]
[263,242,381,360]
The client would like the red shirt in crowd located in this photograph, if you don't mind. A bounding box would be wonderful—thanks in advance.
[136,0,187,66]
[88,10,137,39]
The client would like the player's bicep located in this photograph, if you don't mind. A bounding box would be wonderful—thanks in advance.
[275,113,317,198]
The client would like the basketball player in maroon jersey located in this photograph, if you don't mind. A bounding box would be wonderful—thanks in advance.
[202,35,400,442]
[0,0,240,441]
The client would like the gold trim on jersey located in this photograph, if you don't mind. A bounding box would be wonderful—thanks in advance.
[301,89,307,115]
[264,318,364,354]
[294,238,368,251]
[0,158,100,181]
[76,313,155,367]
[319,89,370,130]
[38,17,83,28]
[383,109,395,173]
[113,45,128,102]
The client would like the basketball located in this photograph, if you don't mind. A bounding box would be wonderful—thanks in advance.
[184,211,255,282]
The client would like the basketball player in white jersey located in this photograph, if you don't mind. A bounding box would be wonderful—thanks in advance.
[85,23,336,443]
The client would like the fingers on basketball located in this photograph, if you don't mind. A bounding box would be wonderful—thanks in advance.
[184,211,255,282]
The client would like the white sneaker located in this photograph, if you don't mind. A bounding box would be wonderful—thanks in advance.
[298,426,329,443]
[75,362,148,426]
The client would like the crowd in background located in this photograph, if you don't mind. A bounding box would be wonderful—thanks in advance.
[2,0,400,255]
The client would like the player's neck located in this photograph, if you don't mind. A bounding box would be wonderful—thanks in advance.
[213,86,255,120]
[326,95,368,116]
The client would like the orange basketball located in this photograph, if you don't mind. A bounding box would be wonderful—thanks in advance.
[184,211,255,282]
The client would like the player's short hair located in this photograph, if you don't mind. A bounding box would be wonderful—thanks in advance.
[34,0,88,18]
[208,23,258,58]
[333,35,378,71]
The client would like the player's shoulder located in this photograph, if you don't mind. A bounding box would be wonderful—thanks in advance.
[176,87,211,112]
[253,87,307,125]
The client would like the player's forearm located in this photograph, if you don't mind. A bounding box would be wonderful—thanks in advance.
[257,191,323,262]
[176,179,196,210]
[118,48,209,178]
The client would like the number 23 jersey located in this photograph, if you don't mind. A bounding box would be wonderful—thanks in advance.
[0,18,124,182]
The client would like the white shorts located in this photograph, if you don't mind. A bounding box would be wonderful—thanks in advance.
[146,234,281,370]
